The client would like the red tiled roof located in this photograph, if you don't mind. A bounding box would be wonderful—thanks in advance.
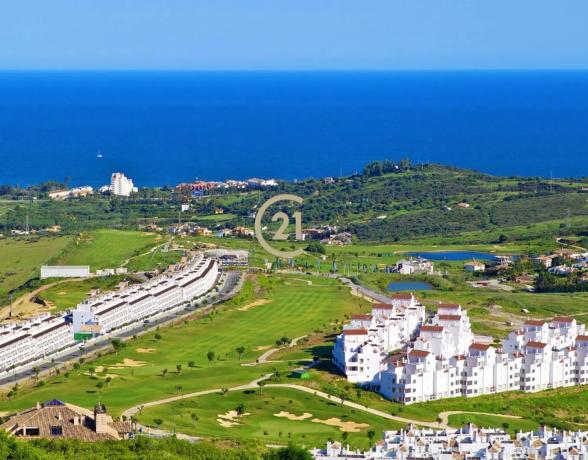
[438,314,461,321]
[552,316,574,323]
[470,343,491,351]
[409,349,430,358]
[343,328,368,336]
[351,314,372,320]
[576,335,588,342]
[372,304,393,310]
[438,303,460,309]
[421,325,444,332]
[391,293,414,300]
[527,341,547,349]
[524,320,546,327]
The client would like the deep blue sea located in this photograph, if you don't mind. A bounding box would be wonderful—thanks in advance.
[0,71,587,186]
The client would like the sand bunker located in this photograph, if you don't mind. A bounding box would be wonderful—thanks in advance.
[106,358,147,369]
[254,345,271,351]
[217,410,250,428]
[311,417,369,432]
[274,411,313,421]
[238,299,271,312]
[136,348,156,354]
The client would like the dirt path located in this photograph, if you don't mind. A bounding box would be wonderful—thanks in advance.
[0,278,85,321]
[241,335,308,367]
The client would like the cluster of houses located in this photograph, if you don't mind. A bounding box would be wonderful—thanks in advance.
[393,257,435,275]
[333,293,588,405]
[532,248,588,277]
[0,255,219,375]
[302,226,352,245]
[167,222,255,239]
[48,173,138,200]
[312,425,588,460]
[175,177,278,194]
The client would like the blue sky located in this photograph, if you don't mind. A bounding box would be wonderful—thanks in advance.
[1,0,587,70]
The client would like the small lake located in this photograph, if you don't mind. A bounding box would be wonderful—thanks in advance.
[407,251,500,261]
[388,281,434,292]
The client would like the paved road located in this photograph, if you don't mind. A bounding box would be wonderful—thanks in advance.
[0,270,244,389]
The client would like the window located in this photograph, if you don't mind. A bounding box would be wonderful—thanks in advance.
[50,426,63,436]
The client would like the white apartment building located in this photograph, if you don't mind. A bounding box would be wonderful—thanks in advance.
[0,256,219,375]
[109,172,137,197]
[394,257,434,275]
[0,314,75,374]
[73,255,218,335]
[312,425,588,460]
[379,309,587,404]
[332,293,426,384]
[40,265,91,279]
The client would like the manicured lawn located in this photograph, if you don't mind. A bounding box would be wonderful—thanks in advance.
[125,249,183,272]
[54,229,162,271]
[2,275,369,418]
[0,235,71,300]
[446,413,538,434]
[140,387,401,449]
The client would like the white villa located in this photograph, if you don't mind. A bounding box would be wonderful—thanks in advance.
[394,257,434,275]
[334,295,588,405]
[0,255,219,375]
[312,425,588,460]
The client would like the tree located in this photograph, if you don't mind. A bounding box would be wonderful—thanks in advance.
[221,388,229,396]
[207,351,215,366]
[367,429,376,444]
[263,443,313,460]
[191,412,199,427]
[161,369,168,377]
[235,402,246,417]
[342,432,348,443]
[105,376,112,387]
[175,385,183,395]
[111,338,125,354]
[188,360,195,368]
[176,364,182,375]
[154,333,162,340]
[257,380,266,396]
[236,346,246,360]
[96,381,104,393]
[153,418,163,429]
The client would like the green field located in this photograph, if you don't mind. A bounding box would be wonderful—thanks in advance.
[0,235,71,299]
[1,276,369,423]
[54,229,163,271]
[141,387,400,449]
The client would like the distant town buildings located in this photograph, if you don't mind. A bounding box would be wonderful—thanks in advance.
[48,186,94,200]
[175,177,278,193]
[394,257,434,275]
[312,424,588,460]
[1,400,132,441]
[109,172,137,197]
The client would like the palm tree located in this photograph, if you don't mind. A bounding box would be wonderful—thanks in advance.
[161,368,168,377]
[188,360,195,368]
[96,381,104,394]
[207,351,215,366]
[105,376,112,387]
[367,430,376,444]
[175,385,183,395]
[154,418,163,429]
[176,364,182,375]
[257,380,266,396]
[191,412,199,427]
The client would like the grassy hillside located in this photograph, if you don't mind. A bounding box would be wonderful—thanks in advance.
[0,235,71,303]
